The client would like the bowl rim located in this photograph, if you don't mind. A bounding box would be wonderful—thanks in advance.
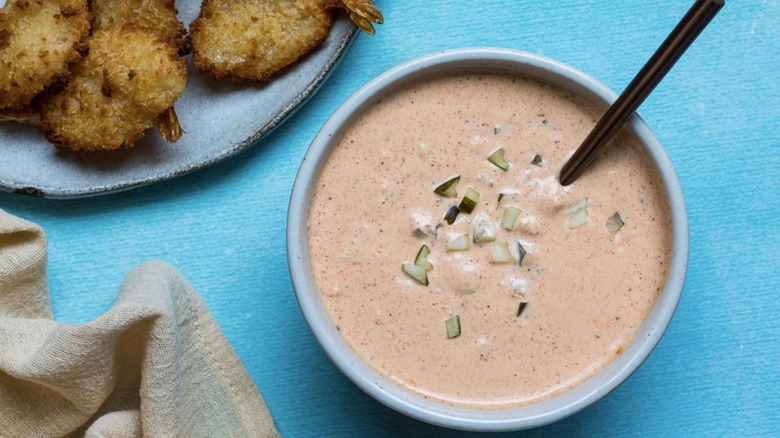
[287,47,689,432]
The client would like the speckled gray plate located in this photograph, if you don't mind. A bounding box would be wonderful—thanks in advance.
[0,4,356,198]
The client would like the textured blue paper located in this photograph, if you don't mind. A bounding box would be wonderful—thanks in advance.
[1,1,777,436]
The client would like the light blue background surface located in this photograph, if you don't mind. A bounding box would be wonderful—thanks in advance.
[1,1,777,436]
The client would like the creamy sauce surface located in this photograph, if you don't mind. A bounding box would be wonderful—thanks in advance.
[308,73,672,408]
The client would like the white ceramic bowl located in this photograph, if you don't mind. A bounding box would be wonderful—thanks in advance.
[287,48,688,431]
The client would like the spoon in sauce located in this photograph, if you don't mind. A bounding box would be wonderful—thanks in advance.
[559,0,724,186]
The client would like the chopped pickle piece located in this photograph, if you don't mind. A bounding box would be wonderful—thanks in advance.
[434,175,460,198]
[445,314,461,339]
[501,205,522,230]
[413,228,430,238]
[487,148,510,171]
[497,190,519,208]
[414,244,433,271]
[531,154,544,167]
[606,212,625,235]
[516,301,528,317]
[443,206,460,225]
[413,223,437,238]
[567,198,588,214]
[567,198,589,229]
[516,241,527,266]
[447,234,471,251]
[402,263,428,286]
[569,209,588,229]
[473,217,497,242]
[459,187,480,214]
[489,242,516,264]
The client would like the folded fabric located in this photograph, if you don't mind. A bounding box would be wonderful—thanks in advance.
[0,209,280,437]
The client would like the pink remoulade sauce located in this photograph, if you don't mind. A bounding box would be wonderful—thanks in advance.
[307,72,672,409]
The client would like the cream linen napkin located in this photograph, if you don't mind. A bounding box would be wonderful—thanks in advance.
[0,209,281,437]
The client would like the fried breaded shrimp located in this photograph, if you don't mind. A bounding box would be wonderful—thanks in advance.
[0,0,90,110]
[37,28,187,151]
[190,0,383,81]
[90,0,187,52]
[88,0,189,139]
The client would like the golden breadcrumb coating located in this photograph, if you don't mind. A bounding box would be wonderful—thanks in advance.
[0,0,90,110]
[37,28,187,151]
[190,0,383,81]
[90,0,187,52]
